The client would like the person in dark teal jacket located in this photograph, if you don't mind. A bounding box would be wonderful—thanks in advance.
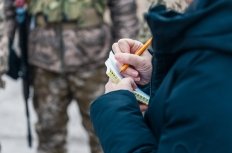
[90,0,232,153]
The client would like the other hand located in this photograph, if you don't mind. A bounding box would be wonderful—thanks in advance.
[105,77,137,94]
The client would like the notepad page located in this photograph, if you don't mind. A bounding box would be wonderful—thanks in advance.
[105,51,150,105]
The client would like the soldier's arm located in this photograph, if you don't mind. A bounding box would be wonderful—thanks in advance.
[107,0,139,41]
[3,0,16,39]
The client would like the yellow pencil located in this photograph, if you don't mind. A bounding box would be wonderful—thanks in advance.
[120,37,153,72]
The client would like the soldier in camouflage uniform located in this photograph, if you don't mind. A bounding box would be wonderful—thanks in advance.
[4,0,139,153]
[0,0,7,88]
[138,0,192,43]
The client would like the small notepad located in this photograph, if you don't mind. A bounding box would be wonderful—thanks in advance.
[105,51,150,105]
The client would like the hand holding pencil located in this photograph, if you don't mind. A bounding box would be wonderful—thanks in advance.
[113,38,153,85]
[120,37,153,72]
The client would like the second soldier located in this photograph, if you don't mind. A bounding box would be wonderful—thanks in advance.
[4,0,139,153]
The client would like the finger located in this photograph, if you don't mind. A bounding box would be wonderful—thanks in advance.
[115,57,123,68]
[112,42,122,54]
[115,54,140,77]
[129,40,143,54]
[120,66,139,78]
[113,38,138,54]
[134,77,141,82]
[117,39,143,54]
[115,53,147,69]
[131,79,138,90]
[121,73,140,82]
[124,77,137,90]
[117,39,131,54]
[123,39,143,54]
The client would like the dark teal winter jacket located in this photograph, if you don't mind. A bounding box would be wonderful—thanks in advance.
[91,1,232,153]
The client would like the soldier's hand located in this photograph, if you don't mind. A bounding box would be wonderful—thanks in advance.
[105,78,137,94]
[112,38,152,85]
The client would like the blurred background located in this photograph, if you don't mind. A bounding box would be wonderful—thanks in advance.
[0,1,149,153]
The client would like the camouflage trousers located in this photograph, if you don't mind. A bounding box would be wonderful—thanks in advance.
[32,66,107,153]
[0,32,8,88]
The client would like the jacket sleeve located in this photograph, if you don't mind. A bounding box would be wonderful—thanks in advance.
[90,90,158,153]
[107,0,139,41]
[4,0,16,39]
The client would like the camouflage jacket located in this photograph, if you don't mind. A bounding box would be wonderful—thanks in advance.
[0,0,7,88]
[138,0,190,43]
[4,0,139,73]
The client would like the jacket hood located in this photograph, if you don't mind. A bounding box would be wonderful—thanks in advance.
[145,0,232,55]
